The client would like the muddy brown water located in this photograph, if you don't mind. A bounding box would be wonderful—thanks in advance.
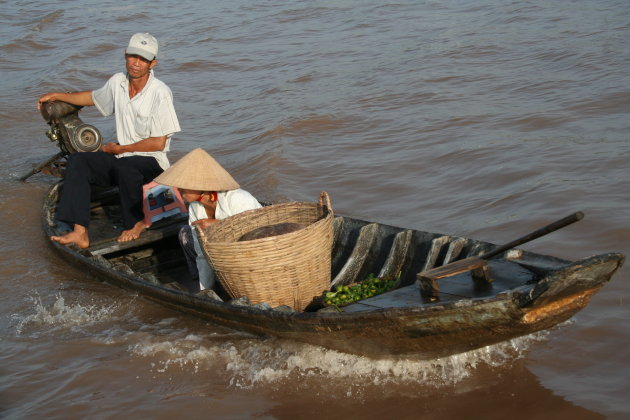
[1,1,629,418]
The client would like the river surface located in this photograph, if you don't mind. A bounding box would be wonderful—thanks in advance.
[1,0,629,418]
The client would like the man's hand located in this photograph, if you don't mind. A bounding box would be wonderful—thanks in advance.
[37,93,57,110]
[101,136,168,155]
[37,91,94,110]
[101,142,122,155]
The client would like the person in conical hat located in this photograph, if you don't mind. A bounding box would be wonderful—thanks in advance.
[155,148,261,291]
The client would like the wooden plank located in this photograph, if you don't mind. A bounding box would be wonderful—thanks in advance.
[421,256,487,280]
[443,238,467,264]
[90,221,182,256]
[341,284,419,312]
[417,256,488,300]
[344,259,539,312]
[341,283,469,312]
[377,229,413,280]
[420,235,451,272]
[416,212,585,301]
[330,223,380,288]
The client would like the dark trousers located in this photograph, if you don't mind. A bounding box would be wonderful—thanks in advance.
[56,152,163,229]
[179,225,199,279]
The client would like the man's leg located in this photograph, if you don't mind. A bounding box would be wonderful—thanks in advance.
[52,152,117,248]
[113,156,163,242]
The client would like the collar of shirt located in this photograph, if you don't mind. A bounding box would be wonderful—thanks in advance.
[120,69,155,99]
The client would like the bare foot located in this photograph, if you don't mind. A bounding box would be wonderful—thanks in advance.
[51,224,90,249]
[118,220,146,243]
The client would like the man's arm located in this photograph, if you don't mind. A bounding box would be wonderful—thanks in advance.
[37,91,94,110]
[101,136,168,154]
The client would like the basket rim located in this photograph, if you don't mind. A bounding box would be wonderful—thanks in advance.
[200,199,333,246]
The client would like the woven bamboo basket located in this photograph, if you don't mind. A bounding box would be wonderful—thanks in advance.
[197,192,334,311]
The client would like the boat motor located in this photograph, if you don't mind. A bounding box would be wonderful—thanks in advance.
[19,101,102,181]
[40,101,102,155]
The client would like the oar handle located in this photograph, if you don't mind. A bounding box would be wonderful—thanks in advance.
[481,211,584,260]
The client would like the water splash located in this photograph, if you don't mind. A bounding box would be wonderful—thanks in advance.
[12,293,118,336]
[10,292,557,391]
[127,327,551,389]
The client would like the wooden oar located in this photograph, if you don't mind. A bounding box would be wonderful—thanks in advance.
[417,211,584,300]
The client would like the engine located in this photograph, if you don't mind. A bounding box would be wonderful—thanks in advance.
[40,101,102,155]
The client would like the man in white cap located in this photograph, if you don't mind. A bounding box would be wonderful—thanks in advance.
[37,33,180,248]
[155,148,261,291]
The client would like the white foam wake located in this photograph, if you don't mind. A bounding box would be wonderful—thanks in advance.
[13,293,118,335]
[12,292,555,390]
[127,328,551,389]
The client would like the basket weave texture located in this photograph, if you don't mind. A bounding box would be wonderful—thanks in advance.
[198,192,334,311]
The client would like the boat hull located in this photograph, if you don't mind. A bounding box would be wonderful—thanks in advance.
[42,182,624,359]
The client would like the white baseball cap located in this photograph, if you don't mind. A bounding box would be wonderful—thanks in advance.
[126,33,158,61]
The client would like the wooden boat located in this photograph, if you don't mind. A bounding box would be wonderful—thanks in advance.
[42,181,625,359]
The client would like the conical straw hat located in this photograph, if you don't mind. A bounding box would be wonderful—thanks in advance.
[155,148,240,191]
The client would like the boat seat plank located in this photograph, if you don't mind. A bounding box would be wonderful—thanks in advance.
[89,219,184,256]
